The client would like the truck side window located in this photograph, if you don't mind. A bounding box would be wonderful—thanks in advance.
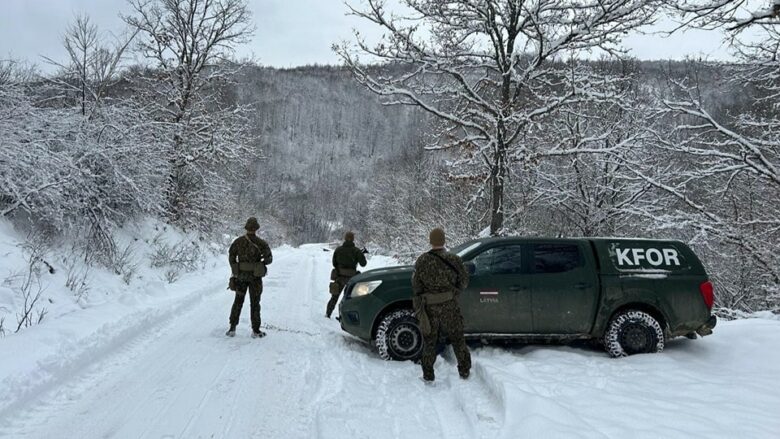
[471,245,523,275]
[534,244,581,273]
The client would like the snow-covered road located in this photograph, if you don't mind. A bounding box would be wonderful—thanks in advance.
[1,245,779,438]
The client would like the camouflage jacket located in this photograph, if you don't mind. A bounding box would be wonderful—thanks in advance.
[332,241,367,275]
[229,234,273,281]
[412,249,469,297]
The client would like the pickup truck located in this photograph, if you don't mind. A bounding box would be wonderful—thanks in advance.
[338,237,717,360]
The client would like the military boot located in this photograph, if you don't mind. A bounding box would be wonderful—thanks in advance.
[251,329,266,338]
[226,325,236,337]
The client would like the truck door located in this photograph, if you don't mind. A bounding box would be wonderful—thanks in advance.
[461,244,533,334]
[529,242,599,334]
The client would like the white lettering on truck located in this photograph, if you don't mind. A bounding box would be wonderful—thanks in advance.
[631,248,645,265]
[615,247,681,267]
[646,248,663,266]
[616,248,633,266]
[663,248,681,266]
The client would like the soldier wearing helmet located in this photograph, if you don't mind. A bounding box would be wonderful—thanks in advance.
[327,231,367,318]
[226,217,273,338]
[412,227,471,382]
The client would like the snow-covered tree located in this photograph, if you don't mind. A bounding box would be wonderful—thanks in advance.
[123,0,256,228]
[44,14,136,117]
[336,0,660,235]
[0,61,66,220]
[522,92,652,235]
[630,2,780,310]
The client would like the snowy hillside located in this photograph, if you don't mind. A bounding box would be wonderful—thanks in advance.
[1,244,778,438]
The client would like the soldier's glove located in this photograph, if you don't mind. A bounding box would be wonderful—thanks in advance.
[361,247,369,254]
[228,276,238,292]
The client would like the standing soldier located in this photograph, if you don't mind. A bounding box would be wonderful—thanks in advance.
[227,217,273,338]
[412,227,471,382]
[327,231,367,318]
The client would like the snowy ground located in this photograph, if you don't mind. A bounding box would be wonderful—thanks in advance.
[1,243,779,438]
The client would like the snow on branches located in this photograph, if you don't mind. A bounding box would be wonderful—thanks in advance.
[337,0,660,235]
[627,2,780,310]
[122,0,257,229]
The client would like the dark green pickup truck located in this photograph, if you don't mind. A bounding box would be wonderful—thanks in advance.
[338,237,717,360]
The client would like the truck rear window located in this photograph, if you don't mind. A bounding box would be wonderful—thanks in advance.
[533,244,581,273]
[607,242,690,272]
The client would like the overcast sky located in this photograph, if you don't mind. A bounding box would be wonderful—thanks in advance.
[0,0,733,71]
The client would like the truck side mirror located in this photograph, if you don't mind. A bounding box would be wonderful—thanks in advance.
[465,262,476,275]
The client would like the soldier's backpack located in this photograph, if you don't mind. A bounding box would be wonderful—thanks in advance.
[243,236,268,277]
[428,250,461,289]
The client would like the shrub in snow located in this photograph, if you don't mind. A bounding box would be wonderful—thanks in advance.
[6,238,52,333]
[149,233,204,284]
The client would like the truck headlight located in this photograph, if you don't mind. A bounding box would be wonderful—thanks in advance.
[352,280,382,297]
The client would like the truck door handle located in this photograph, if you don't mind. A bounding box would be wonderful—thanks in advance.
[574,283,591,290]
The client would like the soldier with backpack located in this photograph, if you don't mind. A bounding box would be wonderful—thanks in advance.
[326,231,367,318]
[412,227,471,382]
[227,217,273,338]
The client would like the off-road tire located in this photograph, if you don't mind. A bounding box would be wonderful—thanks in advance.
[603,310,665,357]
[375,309,423,361]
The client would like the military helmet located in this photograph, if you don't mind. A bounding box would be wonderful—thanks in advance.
[429,227,445,247]
[244,217,260,231]
[344,231,355,242]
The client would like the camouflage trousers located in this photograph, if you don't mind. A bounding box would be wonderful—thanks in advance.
[229,278,263,331]
[326,276,350,318]
[421,300,471,381]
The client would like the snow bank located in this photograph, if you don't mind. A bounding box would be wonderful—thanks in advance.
[0,219,229,414]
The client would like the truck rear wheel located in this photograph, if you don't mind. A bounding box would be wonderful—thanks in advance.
[603,310,665,357]
[375,309,423,361]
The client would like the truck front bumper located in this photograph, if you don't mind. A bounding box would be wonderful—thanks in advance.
[338,294,386,341]
[696,315,717,336]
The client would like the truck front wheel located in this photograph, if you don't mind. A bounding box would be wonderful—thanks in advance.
[375,309,423,361]
[603,310,665,357]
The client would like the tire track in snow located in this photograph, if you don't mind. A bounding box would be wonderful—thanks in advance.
[0,251,303,438]
[0,280,224,437]
[304,250,349,439]
[0,290,239,438]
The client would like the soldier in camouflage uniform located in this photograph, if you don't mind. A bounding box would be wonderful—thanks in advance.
[412,227,471,382]
[227,217,273,338]
[326,231,367,318]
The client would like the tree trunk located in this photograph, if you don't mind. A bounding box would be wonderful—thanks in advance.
[166,132,183,224]
[490,59,513,236]
[490,134,507,236]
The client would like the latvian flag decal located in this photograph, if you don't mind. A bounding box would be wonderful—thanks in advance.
[480,291,499,296]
